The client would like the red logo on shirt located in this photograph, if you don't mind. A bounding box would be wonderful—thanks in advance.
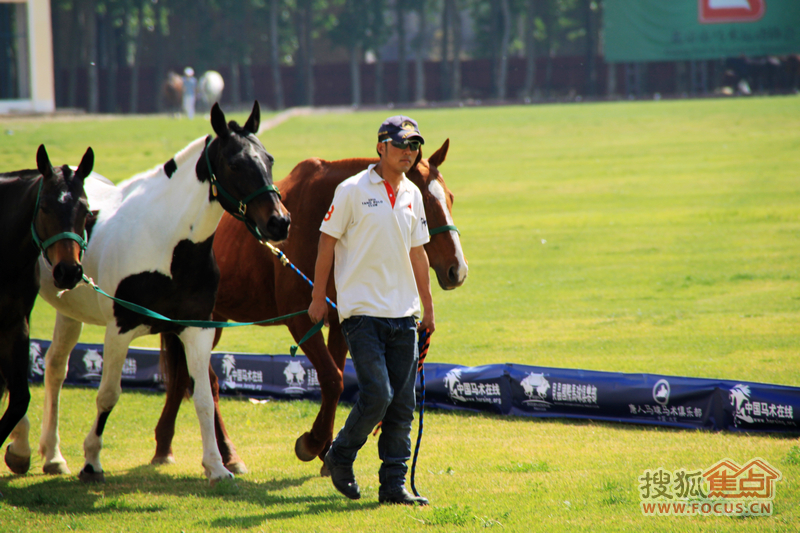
[407,203,412,210]
[324,205,335,221]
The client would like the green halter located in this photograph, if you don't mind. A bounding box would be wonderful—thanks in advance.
[30,176,87,267]
[204,136,281,241]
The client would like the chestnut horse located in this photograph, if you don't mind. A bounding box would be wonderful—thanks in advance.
[1,145,93,474]
[153,139,467,474]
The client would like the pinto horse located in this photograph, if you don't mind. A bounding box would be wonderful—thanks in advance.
[0,145,93,474]
[32,102,290,484]
[153,139,467,473]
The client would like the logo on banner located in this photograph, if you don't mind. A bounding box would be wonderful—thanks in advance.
[699,0,766,24]
[220,354,264,391]
[283,361,307,394]
[521,373,551,407]
[729,384,795,427]
[29,341,45,377]
[443,368,502,404]
[640,457,781,516]
[653,379,671,406]
[82,349,104,379]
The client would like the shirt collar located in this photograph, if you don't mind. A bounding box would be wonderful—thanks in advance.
[368,164,409,193]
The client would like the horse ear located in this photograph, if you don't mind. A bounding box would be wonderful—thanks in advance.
[36,144,54,179]
[76,147,94,181]
[427,138,449,168]
[244,100,261,134]
[210,103,229,138]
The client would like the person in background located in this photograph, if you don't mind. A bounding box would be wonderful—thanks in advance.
[308,115,434,506]
[182,67,197,119]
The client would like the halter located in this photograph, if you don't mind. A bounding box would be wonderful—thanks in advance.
[204,136,281,241]
[428,224,459,236]
[30,176,88,268]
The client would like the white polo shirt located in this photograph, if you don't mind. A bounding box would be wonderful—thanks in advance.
[320,164,430,321]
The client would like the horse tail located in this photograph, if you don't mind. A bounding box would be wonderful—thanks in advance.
[160,332,193,400]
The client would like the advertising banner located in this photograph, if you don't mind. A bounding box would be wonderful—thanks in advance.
[604,0,800,62]
[28,339,800,434]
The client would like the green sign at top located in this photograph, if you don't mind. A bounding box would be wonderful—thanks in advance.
[604,0,800,62]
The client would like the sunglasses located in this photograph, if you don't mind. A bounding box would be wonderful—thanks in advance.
[382,139,421,151]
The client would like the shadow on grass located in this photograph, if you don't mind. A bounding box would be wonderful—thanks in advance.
[0,464,347,520]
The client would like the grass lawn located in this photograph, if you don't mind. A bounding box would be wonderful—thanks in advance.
[1,95,799,531]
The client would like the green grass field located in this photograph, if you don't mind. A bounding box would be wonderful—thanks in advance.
[1,96,800,531]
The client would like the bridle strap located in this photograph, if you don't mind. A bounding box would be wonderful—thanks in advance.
[30,177,88,266]
[429,224,459,236]
[203,136,281,240]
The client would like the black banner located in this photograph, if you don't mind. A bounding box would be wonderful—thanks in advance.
[28,339,800,434]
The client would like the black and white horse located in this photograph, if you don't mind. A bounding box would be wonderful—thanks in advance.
[0,145,93,474]
[31,102,290,484]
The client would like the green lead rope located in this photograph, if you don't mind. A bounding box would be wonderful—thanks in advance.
[73,275,322,356]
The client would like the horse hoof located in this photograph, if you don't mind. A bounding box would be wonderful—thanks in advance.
[225,460,248,475]
[294,433,317,462]
[151,454,176,466]
[4,446,30,475]
[78,465,105,483]
[209,473,236,488]
[42,462,71,475]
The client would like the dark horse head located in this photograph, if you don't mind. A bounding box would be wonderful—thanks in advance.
[34,144,93,290]
[200,101,290,243]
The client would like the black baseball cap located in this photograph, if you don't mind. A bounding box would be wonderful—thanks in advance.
[378,115,425,144]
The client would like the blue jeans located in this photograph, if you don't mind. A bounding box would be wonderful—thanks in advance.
[328,316,418,490]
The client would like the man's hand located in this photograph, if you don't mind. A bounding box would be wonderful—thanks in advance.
[308,295,329,327]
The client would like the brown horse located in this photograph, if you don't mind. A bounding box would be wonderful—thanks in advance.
[153,139,467,473]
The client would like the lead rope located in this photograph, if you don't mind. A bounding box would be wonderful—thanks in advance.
[410,328,430,498]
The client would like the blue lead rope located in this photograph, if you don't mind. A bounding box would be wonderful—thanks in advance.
[410,328,430,499]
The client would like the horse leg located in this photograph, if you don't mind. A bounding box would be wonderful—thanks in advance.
[208,364,247,473]
[152,332,189,466]
[0,322,33,474]
[79,326,134,483]
[290,317,344,466]
[153,331,246,473]
[39,312,83,475]
[178,327,232,484]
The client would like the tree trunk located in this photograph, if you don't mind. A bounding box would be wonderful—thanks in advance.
[295,0,314,106]
[230,61,241,107]
[67,4,80,108]
[375,49,384,104]
[84,0,98,113]
[414,0,426,103]
[243,54,254,105]
[439,0,451,100]
[450,0,462,100]
[396,1,408,103]
[584,0,597,97]
[128,1,145,114]
[269,0,284,109]
[497,0,510,100]
[349,44,361,106]
[523,0,537,99]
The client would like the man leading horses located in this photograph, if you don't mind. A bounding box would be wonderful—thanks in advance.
[308,115,434,506]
